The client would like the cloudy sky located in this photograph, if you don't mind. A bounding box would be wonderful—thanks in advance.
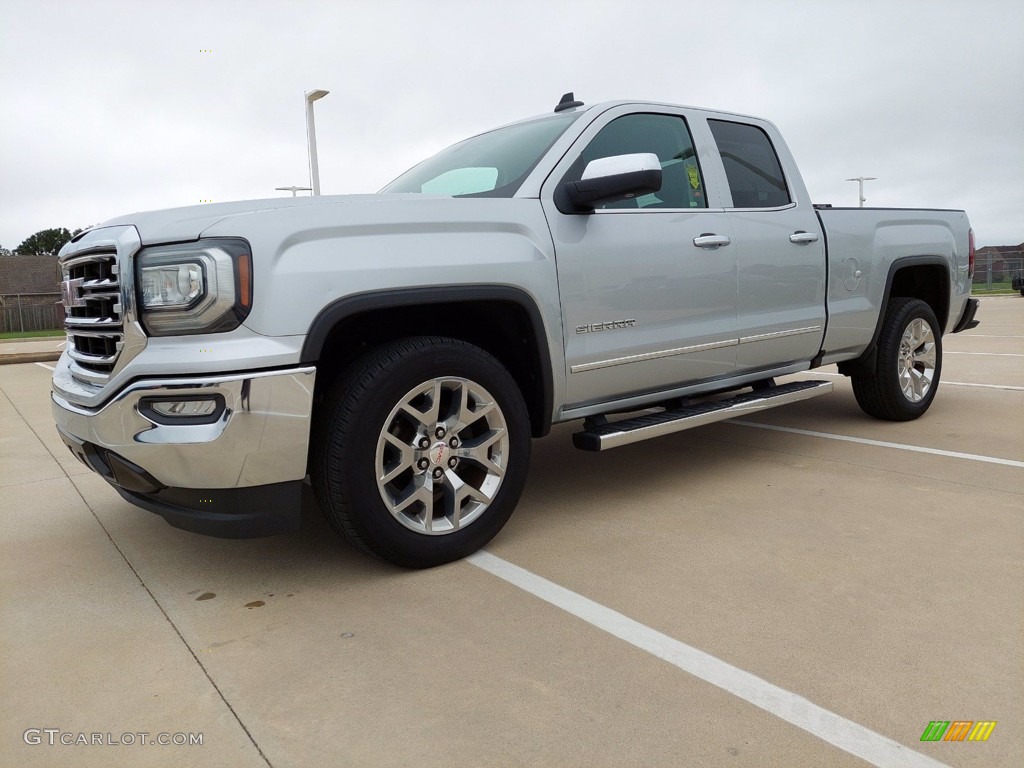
[1,0,1021,249]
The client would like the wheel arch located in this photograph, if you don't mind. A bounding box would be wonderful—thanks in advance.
[839,256,950,376]
[301,286,554,438]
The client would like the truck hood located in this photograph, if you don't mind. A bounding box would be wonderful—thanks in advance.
[99,193,428,244]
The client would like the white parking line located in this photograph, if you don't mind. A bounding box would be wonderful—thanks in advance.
[729,421,1024,468]
[468,551,949,768]
[805,371,1024,391]
[34,363,55,371]
[945,351,1024,357]
[932,380,1024,391]
[958,334,1024,339]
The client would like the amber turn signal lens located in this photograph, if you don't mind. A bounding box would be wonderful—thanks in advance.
[238,252,252,308]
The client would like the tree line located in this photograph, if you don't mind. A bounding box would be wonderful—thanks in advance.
[0,227,85,257]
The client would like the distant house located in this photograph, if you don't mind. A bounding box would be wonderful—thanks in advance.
[0,255,63,332]
[975,243,1024,282]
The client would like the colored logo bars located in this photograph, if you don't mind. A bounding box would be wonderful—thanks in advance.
[920,721,996,742]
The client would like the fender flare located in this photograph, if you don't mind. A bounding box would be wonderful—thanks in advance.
[839,255,949,374]
[299,285,554,436]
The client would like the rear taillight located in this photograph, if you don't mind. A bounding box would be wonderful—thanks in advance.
[968,228,976,279]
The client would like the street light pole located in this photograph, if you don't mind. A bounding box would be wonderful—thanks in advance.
[275,186,313,197]
[305,89,329,196]
[845,176,877,208]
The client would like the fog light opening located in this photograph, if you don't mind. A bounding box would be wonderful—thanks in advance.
[139,395,226,425]
[153,400,217,417]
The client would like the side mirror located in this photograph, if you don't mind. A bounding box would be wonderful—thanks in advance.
[564,153,662,211]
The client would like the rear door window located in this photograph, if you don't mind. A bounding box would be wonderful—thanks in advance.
[708,120,791,208]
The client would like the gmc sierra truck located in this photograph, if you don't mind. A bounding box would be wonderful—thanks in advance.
[52,93,979,567]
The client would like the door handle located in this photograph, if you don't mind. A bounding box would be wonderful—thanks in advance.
[693,233,731,249]
[789,231,820,245]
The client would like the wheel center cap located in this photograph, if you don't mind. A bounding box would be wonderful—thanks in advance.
[429,441,449,467]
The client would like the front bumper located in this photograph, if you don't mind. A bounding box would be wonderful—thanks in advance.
[52,364,316,537]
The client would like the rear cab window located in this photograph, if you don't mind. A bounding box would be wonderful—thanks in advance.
[708,119,791,208]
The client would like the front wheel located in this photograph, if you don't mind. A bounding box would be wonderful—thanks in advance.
[851,297,942,421]
[312,337,531,568]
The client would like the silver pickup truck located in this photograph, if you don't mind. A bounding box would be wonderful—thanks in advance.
[52,93,979,567]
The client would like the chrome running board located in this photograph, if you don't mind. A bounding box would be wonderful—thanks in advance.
[572,380,833,451]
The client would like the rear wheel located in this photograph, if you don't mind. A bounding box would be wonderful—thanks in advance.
[312,336,530,568]
[851,298,942,421]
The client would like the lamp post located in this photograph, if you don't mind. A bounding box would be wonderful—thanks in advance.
[305,89,329,196]
[275,186,313,197]
[845,176,877,208]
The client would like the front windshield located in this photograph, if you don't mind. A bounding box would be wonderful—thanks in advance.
[381,112,581,197]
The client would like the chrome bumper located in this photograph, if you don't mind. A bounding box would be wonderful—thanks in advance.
[52,365,316,489]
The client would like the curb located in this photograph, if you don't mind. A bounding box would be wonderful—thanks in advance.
[0,335,65,344]
[1,352,62,366]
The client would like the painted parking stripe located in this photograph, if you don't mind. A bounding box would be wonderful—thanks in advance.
[945,351,1024,357]
[729,421,1024,468]
[805,371,1024,392]
[34,363,55,371]
[934,380,1024,391]
[468,551,949,768]
[957,334,1024,339]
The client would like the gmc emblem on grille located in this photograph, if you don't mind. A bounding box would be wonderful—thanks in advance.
[60,277,87,309]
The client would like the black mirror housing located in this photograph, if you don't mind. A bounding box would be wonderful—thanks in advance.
[561,153,663,212]
[565,169,662,211]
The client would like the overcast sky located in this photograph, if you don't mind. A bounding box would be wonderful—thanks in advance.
[1,0,1021,249]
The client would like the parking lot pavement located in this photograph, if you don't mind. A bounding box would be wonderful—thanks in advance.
[0,378,267,767]
[2,296,1021,767]
[0,337,64,365]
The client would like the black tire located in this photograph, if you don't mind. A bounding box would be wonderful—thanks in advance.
[851,298,942,421]
[312,336,531,568]
[1019,288,1024,296]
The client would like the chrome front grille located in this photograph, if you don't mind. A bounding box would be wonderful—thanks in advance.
[61,250,123,381]
[54,225,147,406]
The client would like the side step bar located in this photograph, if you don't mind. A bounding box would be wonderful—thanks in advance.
[572,380,833,451]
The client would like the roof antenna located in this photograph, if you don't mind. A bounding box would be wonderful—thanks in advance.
[554,92,584,113]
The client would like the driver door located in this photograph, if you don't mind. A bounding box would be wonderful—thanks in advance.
[541,109,738,408]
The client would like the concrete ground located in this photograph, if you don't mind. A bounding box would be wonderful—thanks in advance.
[0,335,64,365]
[1,296,1020,767]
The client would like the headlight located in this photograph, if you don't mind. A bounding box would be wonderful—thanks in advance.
[136,238,252,335]
[140,262,204,309]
